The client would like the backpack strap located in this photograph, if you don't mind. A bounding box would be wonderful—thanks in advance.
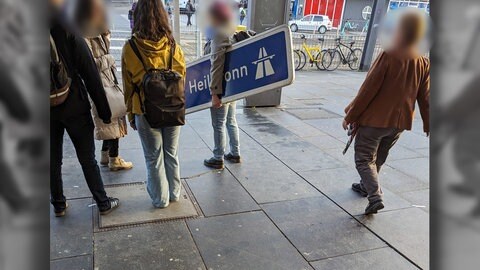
[128,37,148,72]
[168,42,176,70]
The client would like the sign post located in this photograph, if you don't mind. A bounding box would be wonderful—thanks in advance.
[185,25,294,114]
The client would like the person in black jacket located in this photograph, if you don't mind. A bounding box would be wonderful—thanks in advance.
[50,0,119,217]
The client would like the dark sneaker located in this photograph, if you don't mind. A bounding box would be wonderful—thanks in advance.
[54,202,69,217]
[204,158,224,169]
[99,197,120,216]
[449,183,476,197]
[352,183,368,197]
[365,200,384,215]
[224,153,241,163]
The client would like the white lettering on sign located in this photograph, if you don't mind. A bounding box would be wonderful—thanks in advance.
[188,65,249,94]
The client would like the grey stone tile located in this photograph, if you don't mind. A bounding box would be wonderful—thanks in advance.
[396,132,430,150]
[235,108,272,125]
[51,255,92,270]
[357,208,429,269]
[413,147,429,157]
[100,148,147,185]
[262,197,386,261]
[380,166,429,193]
[240,122,298,145]
[180,147,217,178]
[179,124,210,149]
[186,170,260,216]
[263,111,306,127]
[304,118,346,139]
[310,248,418,270]
[94,222,206,270]
[286,108,341,120]
[99,183,198,228]
[388,145,424,161]
[284,123,325,138]
[187,211,312,270]
[387,158,429,184]
[227,160,320,204]
[298,168,412,216]
[303,135,346,150]
[400,189,430,212]
[50,199,93,260]
[62,171,92,200]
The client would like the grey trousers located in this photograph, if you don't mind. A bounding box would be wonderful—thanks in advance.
[354,126,403,202]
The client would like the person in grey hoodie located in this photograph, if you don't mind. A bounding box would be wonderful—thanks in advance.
[203,0,241,170]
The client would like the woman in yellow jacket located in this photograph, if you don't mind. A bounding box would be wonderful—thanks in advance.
[122,0,186,209]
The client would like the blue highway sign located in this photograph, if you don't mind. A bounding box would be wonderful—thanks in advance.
[185,25,295,114]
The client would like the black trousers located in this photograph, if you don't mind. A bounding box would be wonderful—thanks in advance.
[50,114,109,209]
[102,139,119,157]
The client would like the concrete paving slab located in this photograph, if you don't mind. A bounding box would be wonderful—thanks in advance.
[235,108,272,125]
[387,158,430,184]
[388,145,424,161]
[240,122,299,145]
[284,123,325,138]
[261,111,307,128]
[227,160,320,204]
[62,171,92,200]
[99,183,199,228]
[180,147,217,178]
[380,166,429,193]
[94,222,206,270]
[357,207,429,269]
[50,199,93,260]
[397,132,430,150]
[304,118,347,139]
[187,211,312,270]
[310,248,418,270]
[298,168,412,216]
[303,135,346,150]
[186,170,260,216]
[100,148,147,185]
[400,189,430,212]
[263,197,386,261]
[286,108,341,120]
[51,255,92,270]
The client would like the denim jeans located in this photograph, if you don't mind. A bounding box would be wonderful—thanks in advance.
[136,115,181,208]
[210,102,240,160]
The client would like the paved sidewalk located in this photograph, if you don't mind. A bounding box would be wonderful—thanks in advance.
[50,70,429,270]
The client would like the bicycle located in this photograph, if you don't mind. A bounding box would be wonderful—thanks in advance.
[321,37,363,71]
[293,34,328,71]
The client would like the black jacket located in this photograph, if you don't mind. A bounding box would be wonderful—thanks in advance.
[50,22,111,122]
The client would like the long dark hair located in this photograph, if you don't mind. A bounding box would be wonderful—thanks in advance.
[133,0,174,43]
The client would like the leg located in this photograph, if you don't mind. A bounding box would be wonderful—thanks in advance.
[210,106,228,160]
[162,126,182,201]
[376,130,402,172]
[65,114,109,209]
[226,102,241,157]
[136,115,170,208]
[354,126,384,203]
[108,139,119,158]
[101,140,110,153]
[50,118,67,210]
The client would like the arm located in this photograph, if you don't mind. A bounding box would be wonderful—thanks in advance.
[122,45,135,123]
[209,33,231,96]
[73,35,111,122]
[344,52,389,124]
[417,59,430,133]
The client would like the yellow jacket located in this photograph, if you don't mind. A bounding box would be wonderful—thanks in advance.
[122,35,186,122]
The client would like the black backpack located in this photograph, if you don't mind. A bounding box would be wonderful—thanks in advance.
[203,30,256,55]
[50,34,71,107]
[128,38,185,128]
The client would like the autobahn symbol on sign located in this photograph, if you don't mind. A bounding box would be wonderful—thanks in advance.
[185,25,294,114]
[253,47,276,80]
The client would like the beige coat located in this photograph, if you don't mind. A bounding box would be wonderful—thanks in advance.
[85,33,127,140]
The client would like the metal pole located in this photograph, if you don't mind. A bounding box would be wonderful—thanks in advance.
[359,0,388,71]
[337,0,347,36]
[173,0,180,42]
[195,5,202,58]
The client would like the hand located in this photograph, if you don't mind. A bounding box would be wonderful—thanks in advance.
[130,119,137,131]
[342,119,349,130]
[212,95,222,109]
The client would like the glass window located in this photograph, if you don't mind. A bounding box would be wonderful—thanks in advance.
[301,15,312,22]
[313,16,323,22]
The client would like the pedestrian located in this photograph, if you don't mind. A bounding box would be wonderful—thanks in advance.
[203,0,242,170]
[166,2,173,20]
[186,0,194,27]
[129,0,138,30]
[239,6,246,25]
[343,11,430,215]
[50,0,120,217]
[79,0,133,171]
[122,0,186,209]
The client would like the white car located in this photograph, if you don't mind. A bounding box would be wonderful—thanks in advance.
[289,15,333,34]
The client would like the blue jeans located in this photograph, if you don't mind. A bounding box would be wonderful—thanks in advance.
[210,102,240,160]
[136,115,181,208]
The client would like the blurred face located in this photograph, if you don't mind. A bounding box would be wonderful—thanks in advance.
[50,0,65,9]
[90,0,107,29]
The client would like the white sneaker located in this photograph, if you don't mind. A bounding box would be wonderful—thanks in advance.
[108,157,133,171]
[100,151,109,166]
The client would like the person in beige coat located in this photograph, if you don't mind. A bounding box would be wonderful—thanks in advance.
[82,0,133,171]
